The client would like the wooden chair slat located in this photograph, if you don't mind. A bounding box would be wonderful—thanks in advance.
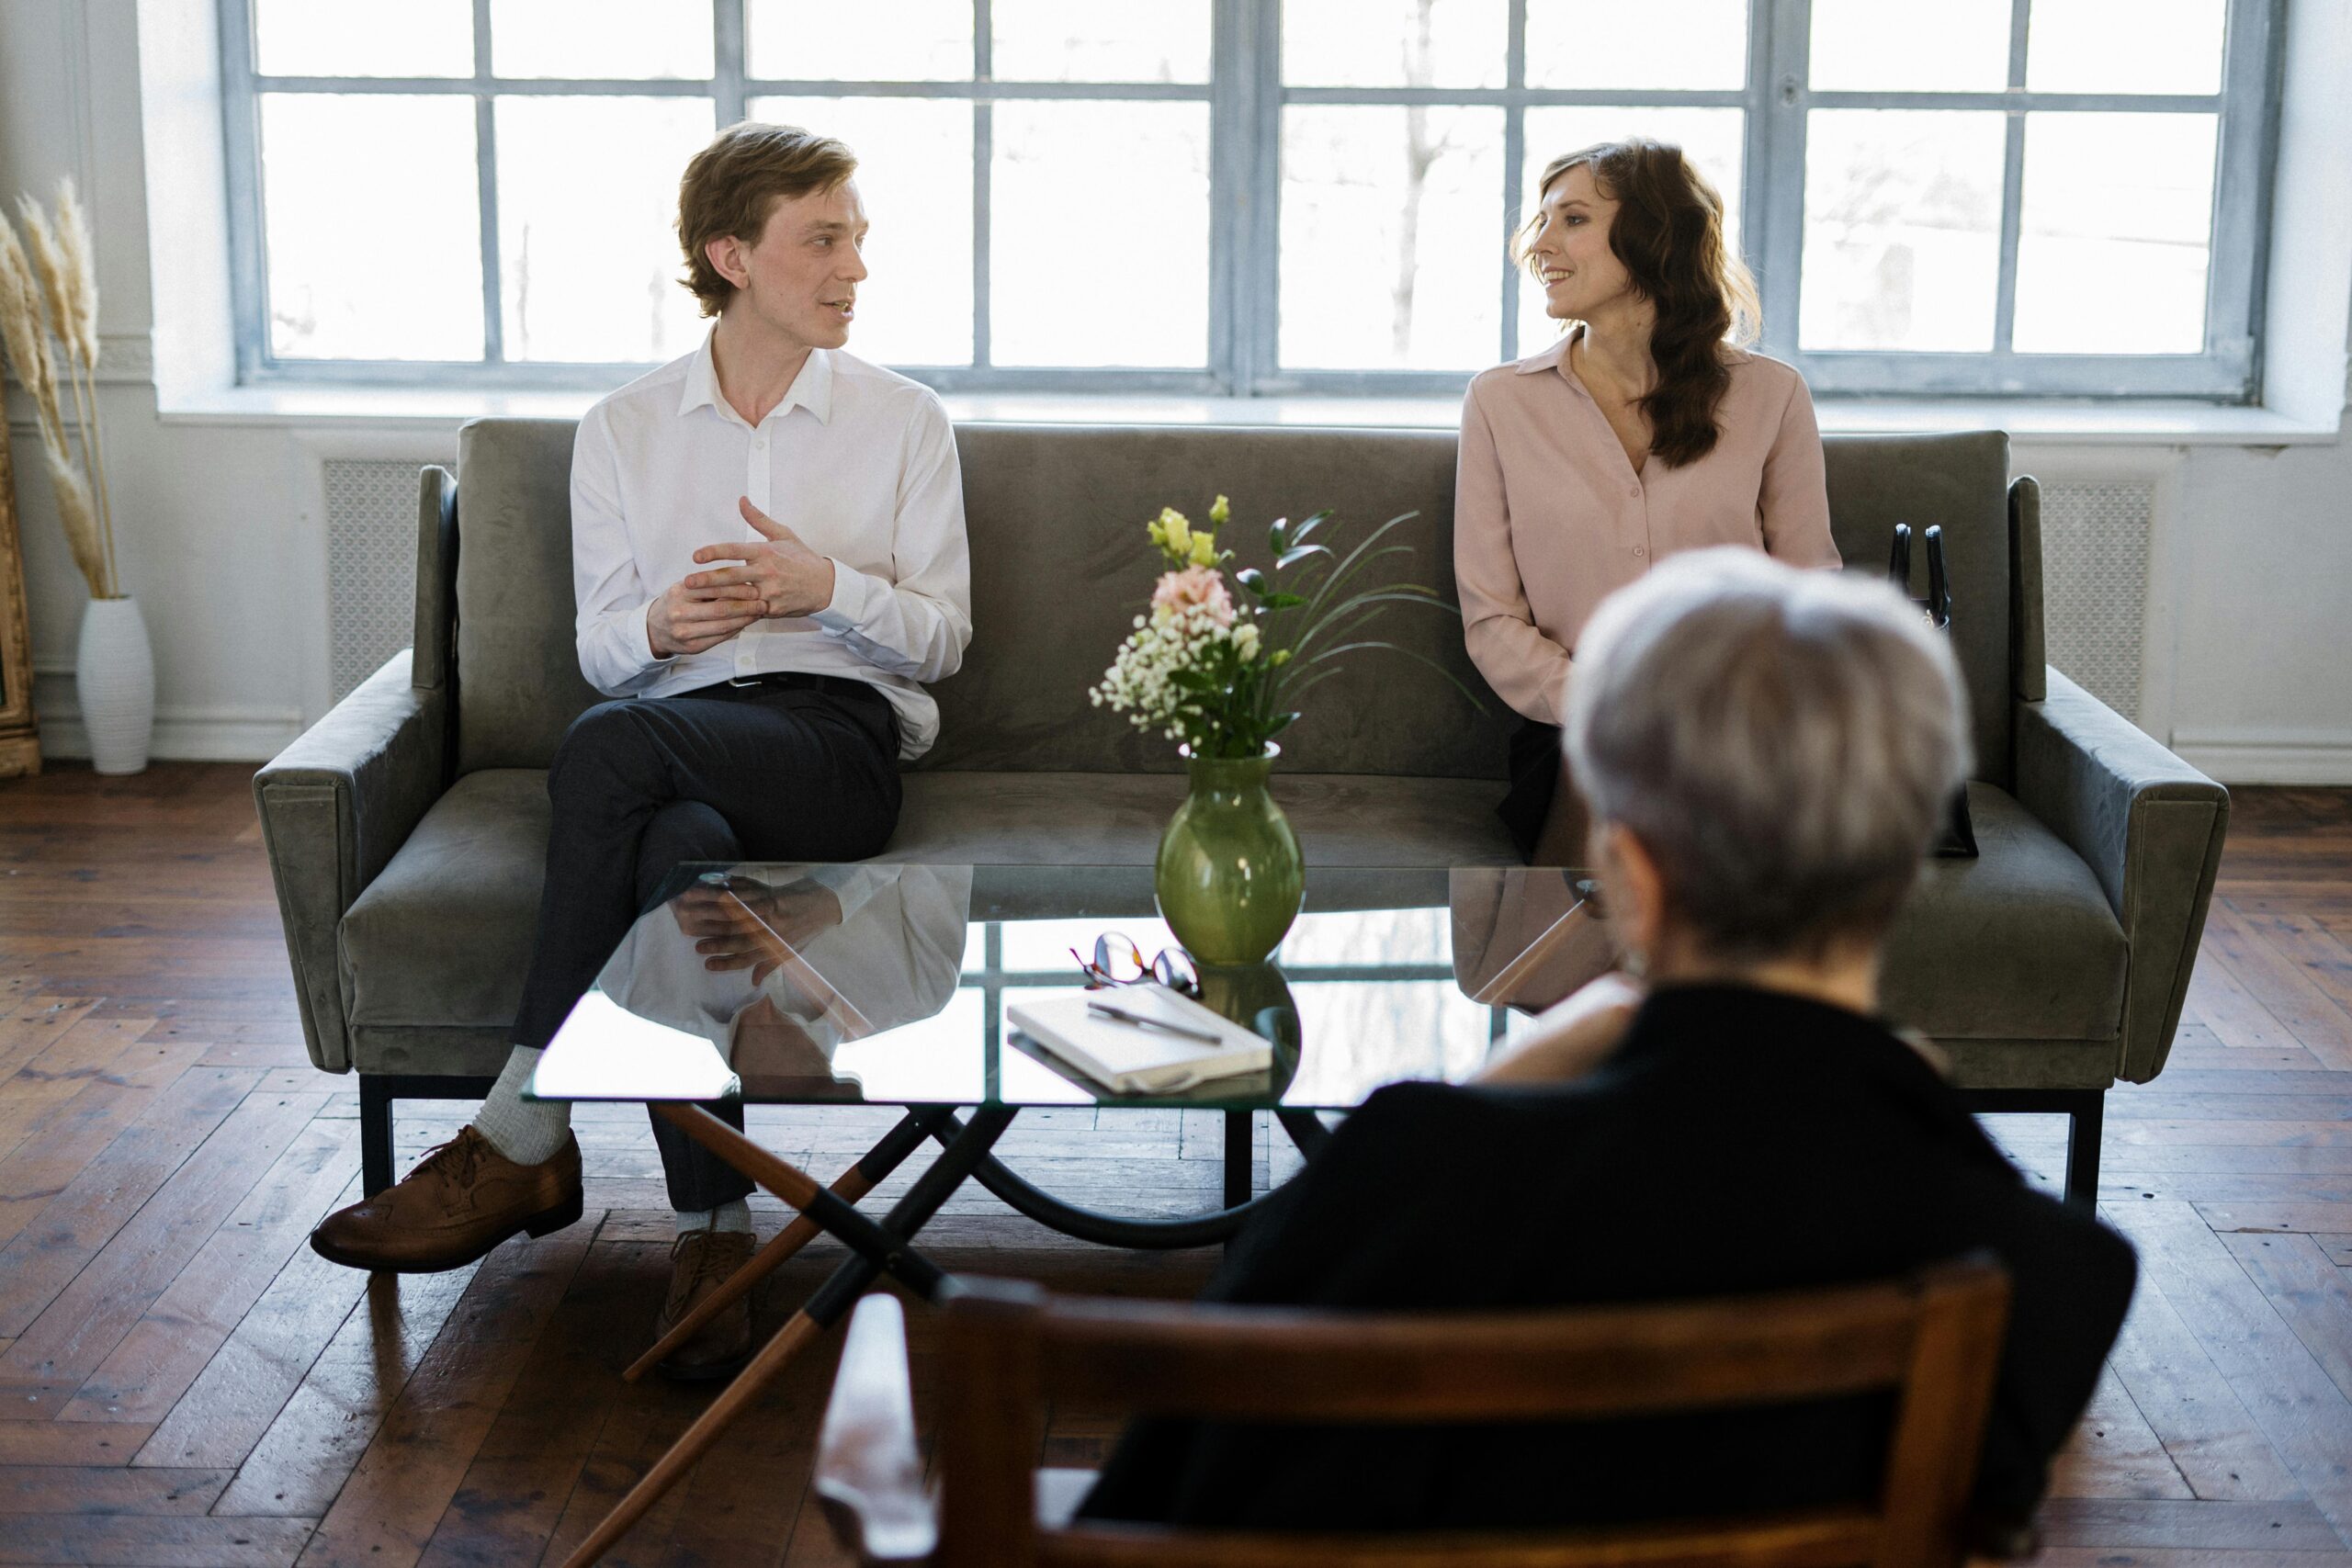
[1038,1283,1922,1421]
[1035,1509,1883,1568]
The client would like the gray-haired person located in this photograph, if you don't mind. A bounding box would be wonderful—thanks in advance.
[1080,548,2135,1554]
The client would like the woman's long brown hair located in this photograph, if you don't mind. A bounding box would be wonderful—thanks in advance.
[1518,139,1761,468]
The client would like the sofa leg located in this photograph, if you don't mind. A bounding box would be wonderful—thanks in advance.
[1959,1088,2107,1211]
[2064,1091,2105,1212]
[360,1076,395,1197]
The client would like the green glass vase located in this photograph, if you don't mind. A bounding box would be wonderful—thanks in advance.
[1155,744,1305,966]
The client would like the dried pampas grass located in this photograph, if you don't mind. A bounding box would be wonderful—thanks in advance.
[1,176,117,600]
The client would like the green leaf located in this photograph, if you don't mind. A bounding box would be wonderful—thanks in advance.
[1258,592,1307,611]
[1289,509,1335,547]
[1276,543,1334,572]
[1266,517,1289,555]
[1236,567,1269,598]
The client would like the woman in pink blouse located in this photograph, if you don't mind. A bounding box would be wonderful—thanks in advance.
[1458,138,1840,863]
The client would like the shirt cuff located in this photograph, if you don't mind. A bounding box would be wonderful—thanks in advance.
[639,600,678,666]
[811,558,874,635]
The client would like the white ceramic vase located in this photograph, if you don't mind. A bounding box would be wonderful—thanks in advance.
[76,595,154,775]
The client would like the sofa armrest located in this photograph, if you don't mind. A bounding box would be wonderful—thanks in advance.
[2014,669,2229,1083]
[253,649,447,1073]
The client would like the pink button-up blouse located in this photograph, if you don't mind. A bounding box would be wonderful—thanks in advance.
[1454,326,1841,726]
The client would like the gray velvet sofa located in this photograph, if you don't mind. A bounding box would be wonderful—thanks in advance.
[254,421,2228,1205]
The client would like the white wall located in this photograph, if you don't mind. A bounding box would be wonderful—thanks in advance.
[3,0,2349,781]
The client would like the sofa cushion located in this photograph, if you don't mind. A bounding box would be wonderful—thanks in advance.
[1881,784,2126,1042]
[342,769,549,1034]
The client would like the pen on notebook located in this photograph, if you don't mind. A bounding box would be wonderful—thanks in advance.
[1085,999,1223,1044]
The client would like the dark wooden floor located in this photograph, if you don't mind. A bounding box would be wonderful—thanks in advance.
[1,763,2349,1566]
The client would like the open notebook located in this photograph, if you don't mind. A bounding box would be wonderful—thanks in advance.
[1009,986,1272,1095]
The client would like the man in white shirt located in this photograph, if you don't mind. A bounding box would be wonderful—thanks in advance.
[310,124,972,1380]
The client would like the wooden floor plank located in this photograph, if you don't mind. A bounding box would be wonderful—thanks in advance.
[292,1226,594,1568]
[2101,1254,2306,1502]
[133,1195,375,1471]
[2035,1496,2348,1551]
[60,1118,361,1424]
[0,1015,157,1168]
[0,1513,315,1566]
[0,1066,260,1339]
[2107,1200,2352,1546]
[2048,1367,2195,1500]
[0,1464,230,1515]
[0,1421,156,1465]
[2188,955,2308,1053]
[2203,904,2352,1071]
[0,1040,206,1251]
[0,1087,323,1412]
[2224,1232,2352,1407]
[413,1236,651,1568]
[209,1265,481,1519]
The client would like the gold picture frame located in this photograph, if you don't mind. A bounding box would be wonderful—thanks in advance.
[0,433,43,777]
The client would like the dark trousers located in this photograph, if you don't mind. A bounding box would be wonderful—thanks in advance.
[510,677,901,1211]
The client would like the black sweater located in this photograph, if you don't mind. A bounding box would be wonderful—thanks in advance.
[1080,984,2136,1540]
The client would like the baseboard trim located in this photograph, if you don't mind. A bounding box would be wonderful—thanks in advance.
[2173,730,2352,785]
[32,670,300,762]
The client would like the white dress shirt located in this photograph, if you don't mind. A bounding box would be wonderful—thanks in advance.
[571,333,973,759]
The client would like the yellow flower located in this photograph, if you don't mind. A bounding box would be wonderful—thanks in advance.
[1159,507,1193,561]
[1188,531,1219,568]
[1209,493,1230,526]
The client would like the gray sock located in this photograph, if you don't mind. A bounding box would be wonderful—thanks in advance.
[674,1198,752,1237]
[469,1046,572,1166]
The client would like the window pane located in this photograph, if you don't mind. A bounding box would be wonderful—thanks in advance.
[752,96,975,366]
[254,0,472,77]
[746,0,972,81]
[1283,0,1506,89]
[1517,108,1745,359]
[1800,109,2004,352]
[1525,1,1747,91]
[1282,106,1504,372]
[2014,112,2216,354]
[490,0,714,79]
[990,102,1209,367]
[993,0,1210,83]
[261,96,482,359]
[2026,0,2225,94]
[1808,0,2009,92]
[496,96,715,363]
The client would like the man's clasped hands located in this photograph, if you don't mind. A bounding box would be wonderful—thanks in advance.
[647,495,839,657]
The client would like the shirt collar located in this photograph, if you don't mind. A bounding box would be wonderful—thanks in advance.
[1514,321,1585,379]
[675,330,834,426]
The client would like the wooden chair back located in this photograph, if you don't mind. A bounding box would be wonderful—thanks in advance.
[933,1258,2011,1568]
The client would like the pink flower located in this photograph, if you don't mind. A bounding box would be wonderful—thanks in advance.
[1151,565,1235,626]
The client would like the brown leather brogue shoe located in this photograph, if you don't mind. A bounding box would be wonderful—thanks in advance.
[309,1127,583,1273]
[653,1229,757,1382]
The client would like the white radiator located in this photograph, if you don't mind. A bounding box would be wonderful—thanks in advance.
[325,458,426,700]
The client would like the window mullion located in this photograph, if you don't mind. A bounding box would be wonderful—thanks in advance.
[1753,0,1811,360]
[473,0,505,366]
[713,0,746,127]
[1991,0,2030,355]
[220,0,267,380]
[1241,0,1282,393]
[972,0,991,369]
[1499,0,1526,367]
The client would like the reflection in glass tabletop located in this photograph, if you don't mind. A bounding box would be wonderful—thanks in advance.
[531,862,1606,1113]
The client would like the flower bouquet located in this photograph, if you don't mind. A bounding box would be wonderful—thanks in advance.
[1091,496,1470,964]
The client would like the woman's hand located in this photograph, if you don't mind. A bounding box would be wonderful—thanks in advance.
[1474,972,1645,1085]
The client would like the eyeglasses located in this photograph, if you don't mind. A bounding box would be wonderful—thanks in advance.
[1071,931,1201,997]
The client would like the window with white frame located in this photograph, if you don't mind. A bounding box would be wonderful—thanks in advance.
[221,0,2278,399]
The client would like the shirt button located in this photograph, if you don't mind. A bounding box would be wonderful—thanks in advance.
[1628,484,1641,499]
[1633,546,1647,558]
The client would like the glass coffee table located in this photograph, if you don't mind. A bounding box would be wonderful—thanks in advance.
[533,859,1604,1567]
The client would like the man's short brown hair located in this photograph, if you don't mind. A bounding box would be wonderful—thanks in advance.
[676,121,857,318]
